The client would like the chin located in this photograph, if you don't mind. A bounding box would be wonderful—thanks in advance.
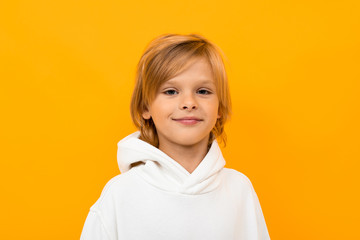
[174,136,209,146]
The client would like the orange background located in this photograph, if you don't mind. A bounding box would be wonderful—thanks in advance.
[1,0,359,239]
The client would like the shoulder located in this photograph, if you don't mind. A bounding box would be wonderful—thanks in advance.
[82,170,141,239]
[90,168,141,211]
[222,168,253,185]
[221,168,256,193]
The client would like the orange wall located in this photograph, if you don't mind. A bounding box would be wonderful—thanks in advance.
[1,1,359,239]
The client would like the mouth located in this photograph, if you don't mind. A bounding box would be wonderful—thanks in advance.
[172,117,203,125]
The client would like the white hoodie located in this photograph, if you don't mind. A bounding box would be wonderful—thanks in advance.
[80,131,270,240]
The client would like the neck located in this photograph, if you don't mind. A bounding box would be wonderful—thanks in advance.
[158,136,210,174]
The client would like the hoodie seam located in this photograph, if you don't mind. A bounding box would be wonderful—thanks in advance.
[89,209,114,240]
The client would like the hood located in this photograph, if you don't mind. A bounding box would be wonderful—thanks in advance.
[117,131,226,195]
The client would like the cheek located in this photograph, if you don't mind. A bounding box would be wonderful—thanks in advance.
[209,99,220,114]
[149,99,174,119]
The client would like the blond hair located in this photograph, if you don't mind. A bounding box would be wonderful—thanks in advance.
[130,33,232,148]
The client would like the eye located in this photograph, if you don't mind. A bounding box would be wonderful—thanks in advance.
[197,89,212,95]
[163,89,178,95]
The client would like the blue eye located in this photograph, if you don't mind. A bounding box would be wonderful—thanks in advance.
[164,89,178,95]
[197,89,211,95]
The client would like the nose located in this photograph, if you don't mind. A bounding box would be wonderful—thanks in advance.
[180,92,198,110]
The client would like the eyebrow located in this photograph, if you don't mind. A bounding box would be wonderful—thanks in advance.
[163,79,216,86]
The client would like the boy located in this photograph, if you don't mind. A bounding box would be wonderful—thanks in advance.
[80,33,270,239]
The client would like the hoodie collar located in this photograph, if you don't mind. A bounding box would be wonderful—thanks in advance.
[117,131,226,195]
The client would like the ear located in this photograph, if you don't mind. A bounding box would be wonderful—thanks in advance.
[142,109,151,120]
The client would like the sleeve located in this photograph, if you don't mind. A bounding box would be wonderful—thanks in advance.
[249,183,271,240]
[235,171,270,240]
[80,210,112,240]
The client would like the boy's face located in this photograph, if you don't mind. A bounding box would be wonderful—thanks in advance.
[142,57,220,149]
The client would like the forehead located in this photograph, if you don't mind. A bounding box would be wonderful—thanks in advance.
[162,58,216,85]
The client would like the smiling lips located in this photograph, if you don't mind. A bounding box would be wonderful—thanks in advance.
[172,117,202,125]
